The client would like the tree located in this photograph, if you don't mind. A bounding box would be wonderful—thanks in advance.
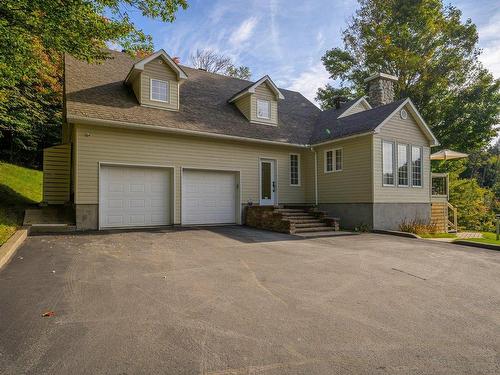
[316,0,500,154]
[190,49,251,80]
[0,0,188,166]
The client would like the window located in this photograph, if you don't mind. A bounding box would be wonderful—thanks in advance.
[335,148,343,171]
[382,141,395,186]
[257,99,271,119]
[397,144,409,186]
[150,79,168,102]
[325,148,342,173]
[412,146,422,187]
[290,154,300,186]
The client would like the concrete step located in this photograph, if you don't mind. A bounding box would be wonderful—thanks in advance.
[279,212,312,217]
[294,226,336,233]
[275,208,307,213]
[295,222,327,228]
[287,219,322,224]
[28,224,77,234]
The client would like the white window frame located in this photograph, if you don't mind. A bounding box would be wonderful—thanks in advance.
[256,99,271,119]
[324,149,334,173]
[411,145,423,188]
[397,143,409,187]
[334,147,343,172]
[150,78,169,103]
[382,140,395,187]
[289,153,301,186]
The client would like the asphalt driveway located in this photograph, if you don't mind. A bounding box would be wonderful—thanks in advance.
[0,227,499,374]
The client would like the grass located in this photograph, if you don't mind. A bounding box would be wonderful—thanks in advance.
[0,162,42,245]
[460,232,500,246]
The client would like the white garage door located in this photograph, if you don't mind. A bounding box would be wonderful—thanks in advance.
[100,165,171,228]
[182,170,237,225]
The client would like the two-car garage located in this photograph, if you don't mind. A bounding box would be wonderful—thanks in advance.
[99,164,239,229]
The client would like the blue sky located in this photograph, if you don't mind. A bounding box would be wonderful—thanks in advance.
[127,0,500,103]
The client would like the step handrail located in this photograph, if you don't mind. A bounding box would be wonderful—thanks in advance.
[447,202,458,232]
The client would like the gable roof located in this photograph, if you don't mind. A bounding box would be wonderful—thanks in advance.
[228,75,285,103]
[65,49,438,147]
[124,49,188,83]
[65,50,319,145]
[337,97,372,118]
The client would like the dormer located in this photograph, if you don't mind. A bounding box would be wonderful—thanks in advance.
[125,49,188,111]
[228,76,284,126]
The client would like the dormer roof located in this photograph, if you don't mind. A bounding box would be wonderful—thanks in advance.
[228,75,285,103]
[124,49,188,83]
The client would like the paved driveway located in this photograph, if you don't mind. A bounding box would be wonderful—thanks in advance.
[0,227,499,374]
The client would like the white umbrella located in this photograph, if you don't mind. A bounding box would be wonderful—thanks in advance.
[430,149,469,160]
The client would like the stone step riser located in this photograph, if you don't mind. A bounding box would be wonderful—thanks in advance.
[295,227,336,233]
[295,223,328,228]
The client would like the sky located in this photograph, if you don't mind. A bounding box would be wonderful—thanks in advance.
[126,0,500,104]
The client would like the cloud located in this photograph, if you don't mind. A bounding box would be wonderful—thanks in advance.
[229,17,259,46]
[477,11,500,78]
[286,63,331,105]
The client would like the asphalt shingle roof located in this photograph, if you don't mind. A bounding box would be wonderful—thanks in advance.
[65,50,406,146]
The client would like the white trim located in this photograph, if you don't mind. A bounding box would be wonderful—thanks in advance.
[382,140,396,187]
[411,145,424,188]
[180,167,242,225]
[258,157,278,206]
[67,115,308,148]
[98,162,176,230]
[324,149,334,173]
[373,98,439,146]
[337,97,372,119]
[313,149,318,205]
[228,75,285,103]
[333,147,343,172]
[289,153,301,186]
[149,78,169,103]
[256,99,271,120]
[125,49,188,83]
[396,143,409,187]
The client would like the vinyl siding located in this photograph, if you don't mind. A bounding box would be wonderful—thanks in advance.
[43,144,71,204]
[316,135,373,203]
[250,82,278,125]
[140,58,179,110]
[373,107,431,203]
[131,73,141,103]
[340,101,370,117]
[234,95,251,121]
[74,123,312,224]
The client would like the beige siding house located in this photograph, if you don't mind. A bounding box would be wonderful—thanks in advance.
[57,49,440,231]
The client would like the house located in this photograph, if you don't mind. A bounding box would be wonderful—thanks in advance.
[45,49,442,232]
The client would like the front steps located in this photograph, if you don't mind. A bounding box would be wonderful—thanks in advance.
[245,206,340,235]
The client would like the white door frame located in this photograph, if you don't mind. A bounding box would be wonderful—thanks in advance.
[259,158,278,206]
[180,167,242,225]
[98,162,175,230]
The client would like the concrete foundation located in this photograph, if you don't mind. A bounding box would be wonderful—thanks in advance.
[318,203,373,230]
[318,202,431,231]
[75,204,98,230]
[373,203,431,231]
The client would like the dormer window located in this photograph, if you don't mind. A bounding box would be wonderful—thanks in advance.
[150,79,168,102]
[257,99,271,119]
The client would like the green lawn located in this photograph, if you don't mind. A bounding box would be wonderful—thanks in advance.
[0,162,42,245]
[460,232,500,246]
[419,233,457,239]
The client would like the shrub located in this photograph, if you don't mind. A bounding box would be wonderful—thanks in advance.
[399,218,438,235]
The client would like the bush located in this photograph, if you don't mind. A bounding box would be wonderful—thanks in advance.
[399,219,438,235]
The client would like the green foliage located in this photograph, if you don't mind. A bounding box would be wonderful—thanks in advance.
[226,65,252,80]
[315,85,354,110]
[317,0,500,153]
[0,0,187,166]
[448,174,496,231]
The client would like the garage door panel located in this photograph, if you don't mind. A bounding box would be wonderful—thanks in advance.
[182,170,236,225]
[100,166,171,228]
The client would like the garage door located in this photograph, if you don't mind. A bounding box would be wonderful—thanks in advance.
[182,170,237,225]
[100,165,171,228]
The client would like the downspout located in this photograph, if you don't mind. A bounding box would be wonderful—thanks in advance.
[311,147,318,206]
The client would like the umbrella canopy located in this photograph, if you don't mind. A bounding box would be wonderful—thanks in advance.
[430,149,469,160]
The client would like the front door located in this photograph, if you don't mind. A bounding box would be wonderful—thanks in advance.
[260,159,276,206]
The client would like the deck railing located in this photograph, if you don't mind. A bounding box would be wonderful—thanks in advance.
[431,173,458,232]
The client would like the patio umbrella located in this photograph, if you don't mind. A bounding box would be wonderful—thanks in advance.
[430,149,469,160]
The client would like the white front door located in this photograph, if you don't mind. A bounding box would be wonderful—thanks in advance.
[100,165,171,228]
[182,170,237,225]
[260,159,276,206]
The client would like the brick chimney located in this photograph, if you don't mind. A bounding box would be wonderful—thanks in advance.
[172,56,180,64]
[364,72,398,107]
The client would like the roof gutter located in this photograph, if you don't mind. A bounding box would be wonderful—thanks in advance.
[311,131,376,147]
[66,115,309,148]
